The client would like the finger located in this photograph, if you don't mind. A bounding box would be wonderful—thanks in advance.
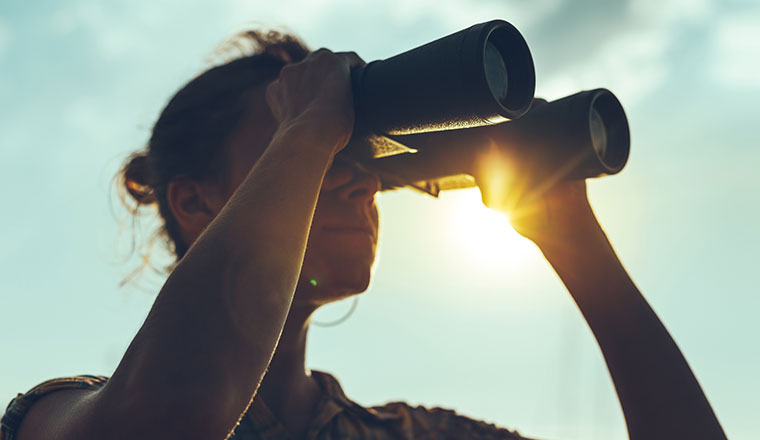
[264,80,278,106]
[293,48,334,68]
[307,47,333,59]
[264,79,286,120]
[335,51,367,69]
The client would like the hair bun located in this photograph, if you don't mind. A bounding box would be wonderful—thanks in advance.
[122,152,156,205]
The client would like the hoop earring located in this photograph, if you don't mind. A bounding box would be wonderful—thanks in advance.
[311,296,359,327]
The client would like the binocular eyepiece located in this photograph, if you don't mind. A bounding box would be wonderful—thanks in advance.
[341,20,631,196]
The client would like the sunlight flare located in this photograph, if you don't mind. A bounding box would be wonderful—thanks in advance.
[443,188,537,269]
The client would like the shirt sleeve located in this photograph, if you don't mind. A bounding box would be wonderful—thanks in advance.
[372,401,537,440]
[0,375,108,440]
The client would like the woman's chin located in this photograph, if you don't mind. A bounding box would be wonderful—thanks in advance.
[294,268,371,307]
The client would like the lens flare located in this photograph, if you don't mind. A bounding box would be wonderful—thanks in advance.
[444,189,536,269]
[470,139,528,215]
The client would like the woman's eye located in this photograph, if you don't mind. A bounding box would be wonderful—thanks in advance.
[324,166,353,189]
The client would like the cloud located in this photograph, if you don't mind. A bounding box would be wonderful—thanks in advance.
[535,0,719,107]
[539,25,671,106]
[38,0,560,75]
[38,0,758,112]
[49,1,188,60]
[226,0,563,34]
[711,11,760,88]
[629,0,715,24]
[381,0,564,31]
[50,2,139,58]
[219,0,564,62]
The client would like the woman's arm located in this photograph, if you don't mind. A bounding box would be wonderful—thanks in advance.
[489,179,726,439]
[16,50,361,440]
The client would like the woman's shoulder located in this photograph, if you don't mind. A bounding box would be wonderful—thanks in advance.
[312,371,535,440]
[1,375,108,440]
[370,401,535,440]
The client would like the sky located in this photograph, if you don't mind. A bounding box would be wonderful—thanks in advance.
[1,0,759,438]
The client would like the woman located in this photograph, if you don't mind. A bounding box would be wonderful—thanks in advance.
[1,31,725,440]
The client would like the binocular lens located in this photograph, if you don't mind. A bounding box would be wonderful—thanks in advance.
[588,90,629,174]
[484,41,508,103]
[589,107,607,160]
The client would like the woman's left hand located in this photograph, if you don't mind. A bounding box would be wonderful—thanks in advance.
[472,98,603,248]
[474,144,602,249]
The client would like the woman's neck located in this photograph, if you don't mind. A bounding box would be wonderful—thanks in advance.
[256,304,322,438]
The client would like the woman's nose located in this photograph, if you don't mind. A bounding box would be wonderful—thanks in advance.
[338,169,380,202]
[323,163,380,203]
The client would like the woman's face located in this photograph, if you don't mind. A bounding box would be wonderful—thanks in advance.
[300,159,380,304]
[216,85,380,306]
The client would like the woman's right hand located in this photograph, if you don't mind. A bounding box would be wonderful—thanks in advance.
[265,49,365,155]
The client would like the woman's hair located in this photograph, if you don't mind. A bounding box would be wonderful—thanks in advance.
[118,30,310,263]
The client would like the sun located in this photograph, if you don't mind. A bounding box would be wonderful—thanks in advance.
[441,188,538,270]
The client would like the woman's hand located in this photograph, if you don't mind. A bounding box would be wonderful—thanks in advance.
[266,49,365,155]
[471,98,600,247]
[474,145,601,249]
[494,180,602,246]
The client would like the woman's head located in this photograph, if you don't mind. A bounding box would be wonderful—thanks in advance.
[119,30,380,303]
[121,30,309,259]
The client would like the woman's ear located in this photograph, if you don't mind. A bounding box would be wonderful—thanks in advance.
[167,177,218,245]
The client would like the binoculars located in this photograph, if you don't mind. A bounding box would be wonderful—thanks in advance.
[341,19,630,196]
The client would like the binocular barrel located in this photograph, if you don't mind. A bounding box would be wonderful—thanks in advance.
[354,89,630,194]
[352,20,535,136]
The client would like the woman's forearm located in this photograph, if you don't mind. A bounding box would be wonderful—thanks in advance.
[93,123,339,439]
[538,224,726,439]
